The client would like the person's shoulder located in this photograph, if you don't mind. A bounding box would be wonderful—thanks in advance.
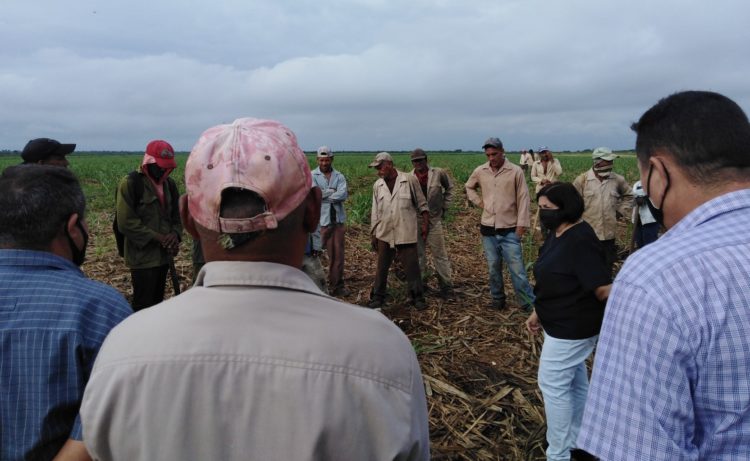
[310,298,420,372]
[573,170,592,184]
[567,221,599,242]
[470,162,488,173]
[75,276,131,312]
[612,172,627,182]
[505,161,522,171]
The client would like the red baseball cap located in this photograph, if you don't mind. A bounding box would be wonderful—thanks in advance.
[144,140,177,169]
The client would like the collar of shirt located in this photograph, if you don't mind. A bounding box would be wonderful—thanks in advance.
[0,249,83,275]
[195,260,326,296]
[312,167,338,176]
[375,170,408,187]
[663,188,750,239]
[481,160,513,175]
[413,169,429,187]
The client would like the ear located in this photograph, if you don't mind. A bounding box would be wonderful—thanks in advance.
[64,213,88,252]
[66,213,82,238]
[643,155,670,202]
[180,194,200,239]
[303,187,322,233]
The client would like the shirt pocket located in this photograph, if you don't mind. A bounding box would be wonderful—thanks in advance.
[398,189,412,208]
[137,194,163,229]
[608,189,620,206]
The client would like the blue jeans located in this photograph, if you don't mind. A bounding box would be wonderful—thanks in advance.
[481,232,535,308]
[538,333,598,461]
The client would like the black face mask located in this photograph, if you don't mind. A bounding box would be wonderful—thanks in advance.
[64,218,89,266]
[146,163,167,181]
[539,208,564,231]
[645,164,670,227]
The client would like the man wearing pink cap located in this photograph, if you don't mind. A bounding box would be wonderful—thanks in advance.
[115,140,182,310]
[82,118,430,460]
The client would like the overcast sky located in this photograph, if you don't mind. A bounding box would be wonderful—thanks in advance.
[1,0,748,152]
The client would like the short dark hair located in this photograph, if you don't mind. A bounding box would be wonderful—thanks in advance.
[216,188,268,250]
[537,182,584,224]
[631,90,750,183]
[0,165,85,250]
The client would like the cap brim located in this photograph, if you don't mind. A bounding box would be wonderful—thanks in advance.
[368,161,382,168]
[596,154,618,161]
[154,158,178,169]
[411,156,426,161]
[58,143,76,155]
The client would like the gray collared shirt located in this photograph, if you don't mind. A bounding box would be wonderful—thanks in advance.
[81,261,430,461]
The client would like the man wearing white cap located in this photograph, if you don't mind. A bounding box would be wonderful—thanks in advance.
[81,118,429,461]
[369,152,430,310]
[573,147,633,274]
[530,146,563,194]
[311,146,350,296]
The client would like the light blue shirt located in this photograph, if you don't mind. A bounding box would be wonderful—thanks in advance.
[312,167,348,226]
[578,189,750,460]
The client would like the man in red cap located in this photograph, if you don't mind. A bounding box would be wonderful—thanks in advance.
[115,140,182,310]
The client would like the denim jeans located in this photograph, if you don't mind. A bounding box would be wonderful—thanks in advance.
[481,231,535,308]
[538,333,598,461]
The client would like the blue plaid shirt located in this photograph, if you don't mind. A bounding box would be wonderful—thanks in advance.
[578,189,750,460]
[0,250,131,460]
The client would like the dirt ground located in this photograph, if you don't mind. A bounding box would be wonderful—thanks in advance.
[84,200,632,461]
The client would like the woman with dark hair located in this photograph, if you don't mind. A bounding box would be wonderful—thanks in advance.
[525,182,611,461]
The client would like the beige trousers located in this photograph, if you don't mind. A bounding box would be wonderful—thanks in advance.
[417,219,453,288]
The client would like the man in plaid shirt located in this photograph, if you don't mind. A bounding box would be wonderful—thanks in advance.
[577,90,750,459]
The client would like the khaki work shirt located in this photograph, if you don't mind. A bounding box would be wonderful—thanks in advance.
[371,171,429,247]
[530,159,563,193]
[81,261,430,461]
[573,169,634,240]
[410,166,454,220]
[465,161,531,229]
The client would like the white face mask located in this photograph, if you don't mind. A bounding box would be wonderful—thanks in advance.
[593,165,613,178]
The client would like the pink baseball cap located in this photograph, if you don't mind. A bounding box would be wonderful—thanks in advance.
[144,140,177,169]
[185,118,312,233]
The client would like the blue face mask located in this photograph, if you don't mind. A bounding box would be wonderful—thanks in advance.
[645,164,670,227]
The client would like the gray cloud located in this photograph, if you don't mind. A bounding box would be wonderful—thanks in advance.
[1,0,748,152]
